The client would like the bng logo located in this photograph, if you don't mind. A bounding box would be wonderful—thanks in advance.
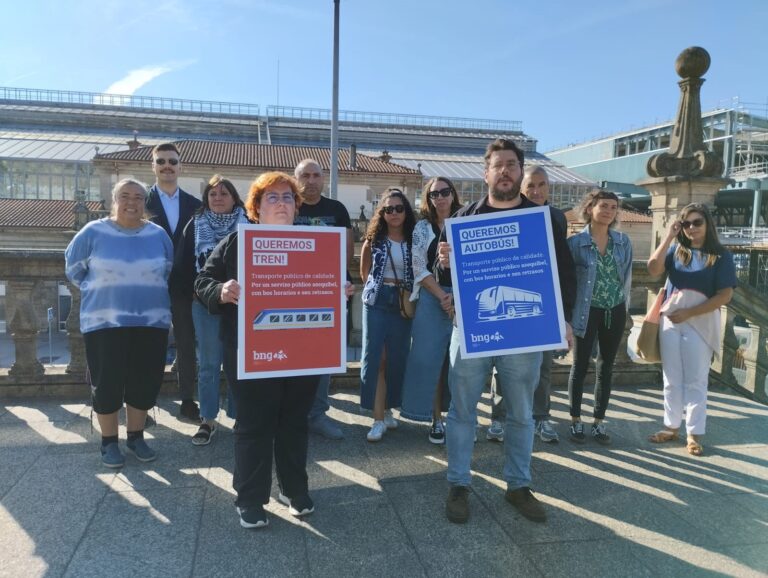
[470,331,505,344]
[253,350,289,362]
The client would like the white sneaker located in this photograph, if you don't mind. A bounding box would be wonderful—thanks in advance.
[367,420,387,442]
[383,410,398,430]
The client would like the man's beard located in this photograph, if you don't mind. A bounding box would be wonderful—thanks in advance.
[490,178,521,202]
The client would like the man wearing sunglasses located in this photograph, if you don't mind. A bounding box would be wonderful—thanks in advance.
[146,143,202,422]
[293,158,353,440]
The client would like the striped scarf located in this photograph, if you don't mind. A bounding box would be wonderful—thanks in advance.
[194,206,248,272]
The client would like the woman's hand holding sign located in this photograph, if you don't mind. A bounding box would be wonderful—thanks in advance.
[219,280,240,305]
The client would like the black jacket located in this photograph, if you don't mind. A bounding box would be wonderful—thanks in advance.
[171,218,198,300]
[438,194,576,322]
[145,185,202,249]
[194,232,239,346]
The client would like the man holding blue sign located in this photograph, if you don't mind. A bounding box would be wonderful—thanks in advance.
[437,139,576,525]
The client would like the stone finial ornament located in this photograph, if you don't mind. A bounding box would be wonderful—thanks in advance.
[647,47,724,178]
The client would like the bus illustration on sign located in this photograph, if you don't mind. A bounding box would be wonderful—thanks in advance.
[253,307,335,331]
[476,286,543,322]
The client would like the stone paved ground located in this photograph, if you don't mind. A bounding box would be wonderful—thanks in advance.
[0,383,766,578]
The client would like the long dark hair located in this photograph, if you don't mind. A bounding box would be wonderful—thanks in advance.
[365,187,416,242]
[420,177,463,223]
[675,203,724,267]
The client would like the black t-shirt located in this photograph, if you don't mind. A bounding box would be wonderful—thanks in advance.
[435,194,576,321]
[295,196,352,228]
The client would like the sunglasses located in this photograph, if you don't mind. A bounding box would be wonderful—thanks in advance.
[154,158,179,166]
[428,187,453,199]
[681,218,705,229]
[383,205,405,214]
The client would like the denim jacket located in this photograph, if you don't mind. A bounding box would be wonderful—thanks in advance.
[362,237,414,306]
[567,225,633,338]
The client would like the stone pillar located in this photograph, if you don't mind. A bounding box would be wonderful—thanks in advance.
[638,47,729,249]
[640,176,730,251]
[7,280,44,380]
[65,283,87,378]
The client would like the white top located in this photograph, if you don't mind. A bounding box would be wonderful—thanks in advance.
[158,187,180,234]
[410,219,439,300]
[383,238,407,281]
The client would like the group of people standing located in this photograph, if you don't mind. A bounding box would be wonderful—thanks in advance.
[65,145,354,528]
[64,136,736,530]
[358,138,737,525]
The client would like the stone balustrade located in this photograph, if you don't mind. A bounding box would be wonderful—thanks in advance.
[1,249,766,403]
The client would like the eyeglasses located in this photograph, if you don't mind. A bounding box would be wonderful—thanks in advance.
[383,205,405,214]
[263,192,296,205]
[154,158,179,166]
[681,218,705,229]
[428,187,453,199]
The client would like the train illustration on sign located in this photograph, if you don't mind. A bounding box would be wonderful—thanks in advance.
[252,307,335,330]
[476,286,543,322]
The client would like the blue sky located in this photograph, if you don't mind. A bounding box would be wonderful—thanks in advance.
[2,0,766,151]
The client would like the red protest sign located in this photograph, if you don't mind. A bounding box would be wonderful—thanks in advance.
[237,224,346,379]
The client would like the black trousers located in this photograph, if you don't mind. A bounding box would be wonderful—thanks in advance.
[568,303,626,420]
[223,347,319,507]
[171,294,196,400]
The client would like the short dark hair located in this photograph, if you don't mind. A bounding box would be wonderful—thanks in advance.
[152,143,180,157]
[198,174,245,215]
[577,188,621,227]
[484,138,524,168]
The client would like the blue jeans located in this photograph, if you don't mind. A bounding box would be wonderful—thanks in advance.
[360,285,412,410]
[491,350,554,421]
[308,375,331,421]
[401,287,453,422]
[192,300,235,420]
[446,327,541,489]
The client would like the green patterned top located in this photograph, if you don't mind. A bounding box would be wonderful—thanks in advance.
[591,237,624,309]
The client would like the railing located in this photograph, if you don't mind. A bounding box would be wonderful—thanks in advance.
[710,281,768,404]
[730,161,768,179]
[719,227,768,248]
[0,86,260,117]
[266,105,522,132]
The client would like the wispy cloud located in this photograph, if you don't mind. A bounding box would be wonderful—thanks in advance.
[104,66,173,95]
[2,71,37,86]
[103,60,196,96]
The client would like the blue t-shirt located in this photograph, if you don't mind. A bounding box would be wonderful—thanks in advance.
[665,245,737,298]
[65,218,174,333]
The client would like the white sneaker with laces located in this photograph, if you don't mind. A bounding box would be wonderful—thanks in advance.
[367,420,387,442]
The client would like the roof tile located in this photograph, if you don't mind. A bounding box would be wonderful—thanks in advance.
[95,140,420,175]
[0,199,104,228]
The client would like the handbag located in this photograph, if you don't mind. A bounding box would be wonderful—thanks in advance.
[636,285,666,362]
[387,241,415,319]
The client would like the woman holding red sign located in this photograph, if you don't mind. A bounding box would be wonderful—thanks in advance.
[360,188,416,442]
[195,171,353,530]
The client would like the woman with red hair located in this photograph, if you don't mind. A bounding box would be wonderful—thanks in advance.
[196,172,352,529]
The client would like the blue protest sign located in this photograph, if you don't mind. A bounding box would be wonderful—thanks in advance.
[445,206,566,358]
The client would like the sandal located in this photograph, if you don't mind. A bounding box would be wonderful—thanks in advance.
[686,437,703,456]
[648,428,679,443]
[192,423,216,446]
